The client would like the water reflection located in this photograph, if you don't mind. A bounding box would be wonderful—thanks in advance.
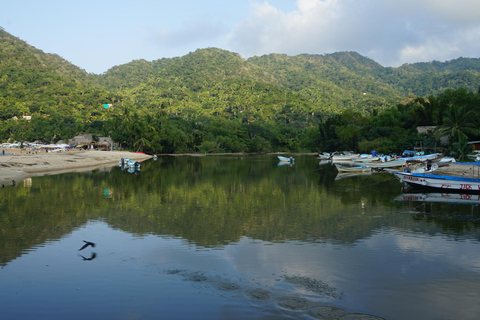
[1,155,480,319]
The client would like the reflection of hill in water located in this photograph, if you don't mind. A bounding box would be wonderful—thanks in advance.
[1,155,480,265]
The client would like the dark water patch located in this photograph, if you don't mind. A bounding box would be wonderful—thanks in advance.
[282,275,343,299]
[339,313,386,320]
[277,296,312,310]
[245,288,271,301]
[309,305,348,319]
[215,281,241,291]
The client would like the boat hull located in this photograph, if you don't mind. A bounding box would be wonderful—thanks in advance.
[365,159,407,168]
[277,156,294,163]
[393,172,480,192]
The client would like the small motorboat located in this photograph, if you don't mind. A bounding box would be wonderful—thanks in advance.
[278,156,294,164]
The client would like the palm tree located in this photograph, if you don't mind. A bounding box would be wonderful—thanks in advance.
[434,104,480,145]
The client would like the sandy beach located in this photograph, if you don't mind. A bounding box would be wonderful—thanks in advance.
[0,149,152,184]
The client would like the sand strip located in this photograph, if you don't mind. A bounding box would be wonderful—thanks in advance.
[0,150,152,184]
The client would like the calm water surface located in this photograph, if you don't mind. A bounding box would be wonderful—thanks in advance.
[1,155,480,320]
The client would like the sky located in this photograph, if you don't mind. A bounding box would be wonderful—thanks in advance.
[1,0,480,74]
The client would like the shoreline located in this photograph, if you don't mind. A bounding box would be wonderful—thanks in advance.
[0,150,152,184]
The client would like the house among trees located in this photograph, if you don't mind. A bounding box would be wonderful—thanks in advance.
[68,134,118,150]
[468,141,480,151]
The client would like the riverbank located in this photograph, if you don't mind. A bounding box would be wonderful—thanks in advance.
[0,150,152,184]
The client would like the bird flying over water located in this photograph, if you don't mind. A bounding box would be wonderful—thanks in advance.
[79,240,96,251]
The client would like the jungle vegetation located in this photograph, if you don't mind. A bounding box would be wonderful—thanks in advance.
[1,28,480,157]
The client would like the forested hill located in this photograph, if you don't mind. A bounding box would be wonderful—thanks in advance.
[2,27,480,119]
[98,48,480,113]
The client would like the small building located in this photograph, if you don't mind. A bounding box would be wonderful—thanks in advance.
[468,141,480,151]
[68,134,119,150]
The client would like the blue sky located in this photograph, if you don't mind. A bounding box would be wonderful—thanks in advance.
[1,0,479,74]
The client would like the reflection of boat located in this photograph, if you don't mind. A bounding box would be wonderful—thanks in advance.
[394,192,480,205]
[393,171,480,192]
[278,156,294,163]
[127,160,141,171]
[335,171,372,181]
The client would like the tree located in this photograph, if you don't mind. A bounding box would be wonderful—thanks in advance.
[434,104,480,146]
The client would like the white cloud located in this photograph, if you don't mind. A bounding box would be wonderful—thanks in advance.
[227,0,480,66]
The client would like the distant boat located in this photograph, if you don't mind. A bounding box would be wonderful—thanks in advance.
[278,156,294,163]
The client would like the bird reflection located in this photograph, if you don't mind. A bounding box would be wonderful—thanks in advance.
[79,252,97,261]
[78,240,96,251]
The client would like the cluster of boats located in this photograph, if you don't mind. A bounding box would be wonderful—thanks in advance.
[119,157,141,174]
[322,151,440,174]
[320,150,480,194]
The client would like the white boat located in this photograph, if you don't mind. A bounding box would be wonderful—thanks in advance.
[352,155,381,163]
[330,151,359,162]
[365,159,407,169]
[398,153,439,162]
[439,156,456,164]
[278,156,294,163]
[393,171,480,192]
[334,162,371,173]
[412,163,438,174]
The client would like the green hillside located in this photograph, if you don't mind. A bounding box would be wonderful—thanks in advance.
[1,28,480,154]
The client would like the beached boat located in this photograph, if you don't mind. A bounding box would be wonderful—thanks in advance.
[334,162,371,173]
[278,156,294,163]
[398,153,439,162]
[412,163,438,174]
[393,171,480,192]
[330,151,359,162]
[352,154,381,163]
[365,159,407,169]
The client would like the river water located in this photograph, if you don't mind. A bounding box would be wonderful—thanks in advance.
[1,155,480,320]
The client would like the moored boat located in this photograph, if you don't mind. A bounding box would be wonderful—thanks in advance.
[393,171,480,192]
[278,156,294,163]
[398,153,439,162]
[365,159,407,169]
[334,162,371,173]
